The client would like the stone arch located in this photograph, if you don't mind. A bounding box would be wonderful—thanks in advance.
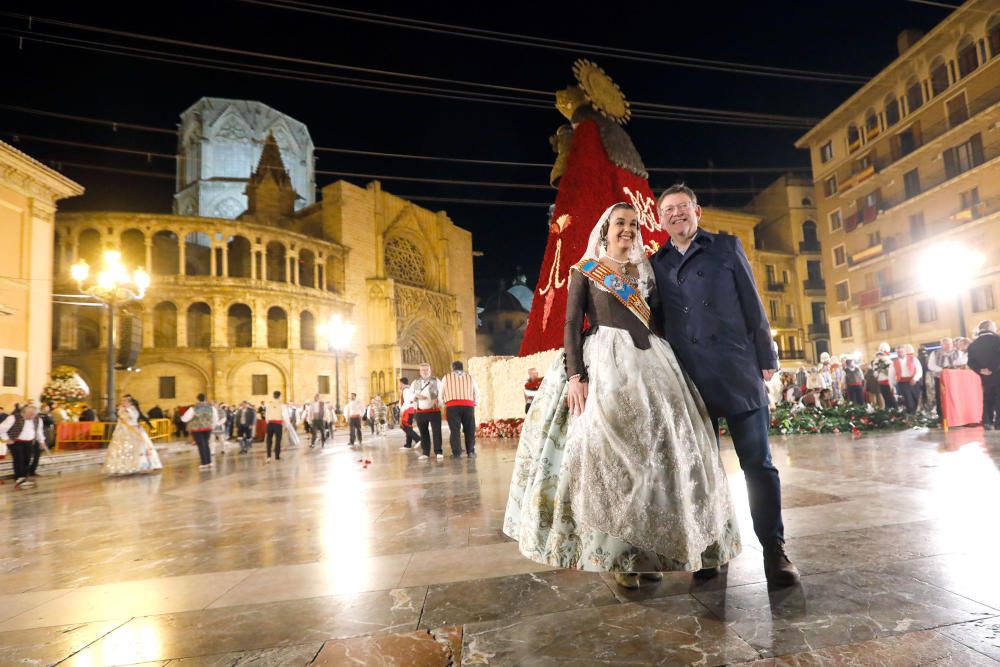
[989,13,1000,59]
[957,34,979,79]
[883,91,900,128]
[398,316,452,377]
[228,303,253,348]
[77,308,101,350]
[299,248,316,288]
[152,231,180,275]
[184,231,212,276]
[905,74,923,113]
[266,241,287,282]
[383,208,441,289]
[267,306,288,348]
[187,302,212,348]
[120,359,209,405]
[227,235,252,278]
[120,228,145,270]
[153,301,178,348]
[78,228,102,265]
[300,310,316,350]
[929,55,949,97]
[213,197,244,219]
[226,358,288,402]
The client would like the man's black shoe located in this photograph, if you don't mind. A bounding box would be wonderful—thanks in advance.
[693,567,720,580]
[764,541,801,586]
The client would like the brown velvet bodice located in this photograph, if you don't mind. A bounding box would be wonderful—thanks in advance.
[564,271,661,380]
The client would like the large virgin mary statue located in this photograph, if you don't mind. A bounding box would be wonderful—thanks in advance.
[519,60,668,357]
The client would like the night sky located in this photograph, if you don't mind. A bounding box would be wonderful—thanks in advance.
[1,0,953,294]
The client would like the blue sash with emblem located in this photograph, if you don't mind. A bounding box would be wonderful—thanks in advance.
[573,259,651,330]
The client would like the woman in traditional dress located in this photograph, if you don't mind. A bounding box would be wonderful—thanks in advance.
[103,396,163,476]
[504,203,741,589]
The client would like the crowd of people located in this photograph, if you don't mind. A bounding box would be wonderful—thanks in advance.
[771,319,1000,430]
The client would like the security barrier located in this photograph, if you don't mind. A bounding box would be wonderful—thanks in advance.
[55,418,173,450]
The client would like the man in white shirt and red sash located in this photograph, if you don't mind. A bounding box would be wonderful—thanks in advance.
[892,344,923,414]
[398,377,421,451]
[441,361,481,459]
[263,391,290,462]
[412,363,444,461]
[1,404,47,488]
[345,393,366,447]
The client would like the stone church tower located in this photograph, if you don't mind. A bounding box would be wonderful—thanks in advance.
[173,98,315,219]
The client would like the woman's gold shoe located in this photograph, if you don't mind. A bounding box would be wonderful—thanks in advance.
[613,572,640,589]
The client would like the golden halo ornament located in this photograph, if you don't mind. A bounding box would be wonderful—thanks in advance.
[572,59,630,124]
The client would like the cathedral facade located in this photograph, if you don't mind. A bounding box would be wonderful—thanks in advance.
[53,133,475,412]
[174,98,316,219]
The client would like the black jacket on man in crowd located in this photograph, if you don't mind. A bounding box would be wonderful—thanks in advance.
[968,331,1000,386]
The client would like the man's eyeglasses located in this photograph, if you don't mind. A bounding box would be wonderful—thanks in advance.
[659,202,692,216]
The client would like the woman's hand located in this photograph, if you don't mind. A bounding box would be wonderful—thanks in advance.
[567,376,589,416]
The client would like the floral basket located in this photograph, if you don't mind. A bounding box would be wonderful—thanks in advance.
[476,418,524,439]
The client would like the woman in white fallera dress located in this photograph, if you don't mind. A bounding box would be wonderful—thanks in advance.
[504,203,741,589]
[103,396,163,476]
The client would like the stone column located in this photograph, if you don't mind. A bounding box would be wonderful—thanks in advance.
[178,237,187,276]
[220,245,229,277]
[254,299,268,348]
[288,303,300,350]
[213,298,226,349]
[313,263,320,290]
[177,302,188,347]
[141,304,154,348]
[144,238,153,275]
[289,255,298,285]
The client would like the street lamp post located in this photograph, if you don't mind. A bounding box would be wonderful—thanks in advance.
[318,314,355,418]
[919,242,984,339]
[71,250,149,421]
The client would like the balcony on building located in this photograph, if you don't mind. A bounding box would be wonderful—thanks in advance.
[802,278,826,293]
[808,322,830,337]
[770,316,796,329]
[798,239,821,253]
[780,349,807,360]
[766,280,786,292]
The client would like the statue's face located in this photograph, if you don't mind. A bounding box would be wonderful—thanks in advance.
[556,86,586,121]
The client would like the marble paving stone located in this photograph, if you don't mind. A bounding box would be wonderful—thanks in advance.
[398,541,557,588]
[0,587,72,623]
[875,552,1000,611]
[734,629,1000,665]
[777,485,845,509]
[312,627,459,666]
[694,569,997,657]
[462,594,759,666]
[0,619,127,665]
[779,498,939,538]
[208,553,412,607]
[160,642,323,666]
[0,569,255,632]
[939,617,1000,661]
[64,588,427,664]
[418,569,618,629]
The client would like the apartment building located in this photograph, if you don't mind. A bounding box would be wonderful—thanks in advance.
[796,2,1000,357]
[747,174,827,364]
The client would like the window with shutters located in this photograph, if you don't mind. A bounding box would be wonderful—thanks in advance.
[158,377,176,400]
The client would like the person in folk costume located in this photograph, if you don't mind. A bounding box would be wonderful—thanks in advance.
[412,364,444,460]
[234,401,257,454]
[263,390,297,463]
[967,320,1000,430]
[440,360,481,458]
[817,352,835,398]
[505,202,742,591]
[523,368,543,414]
[519,60,669,357]
[872,342,897,409]
[180,394,222,468]
[307,393,329,449]
[397,377,422,451]
[844,357,866,405]
[892,344,923,414]
[927,337,966,421]
[102,395,163,476]
[0,404,48,489]
[829,358,846,403]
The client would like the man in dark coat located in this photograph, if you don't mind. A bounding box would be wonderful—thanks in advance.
[78,405,96,422]
[650,183,799,586]
[967,320,1000,430]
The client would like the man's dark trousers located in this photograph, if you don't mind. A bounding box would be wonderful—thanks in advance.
[8,441,31,479]
[266,422,283,459]
[983,381,1000,428]
[349,417,363,444]
[715,407,784,547]
[446,405,476,456]
[28,441,41,475]
[879,384,897,409]
[192,430,212,465]
[311,419,326,447]
[237,424,253,453]
[417,411,443,455]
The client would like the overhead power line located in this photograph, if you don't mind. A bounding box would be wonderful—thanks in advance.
[241,0,869,85]
[3,130,810,177]
[0,13,818,128]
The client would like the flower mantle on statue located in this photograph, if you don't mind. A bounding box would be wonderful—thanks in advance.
[39,365,89,411]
